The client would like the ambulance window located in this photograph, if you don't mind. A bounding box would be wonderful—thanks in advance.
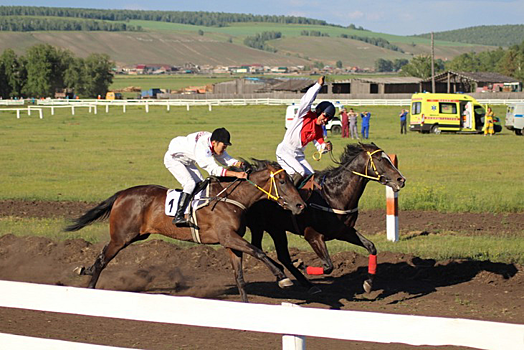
[411,102,421,115]
[439,103,456,114]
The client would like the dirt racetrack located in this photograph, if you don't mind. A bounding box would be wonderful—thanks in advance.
[1,200,523,350]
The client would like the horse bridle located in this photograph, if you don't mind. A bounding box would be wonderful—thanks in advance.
[210,168,286,211]
[246,168,285,202]
[351,149,384,181]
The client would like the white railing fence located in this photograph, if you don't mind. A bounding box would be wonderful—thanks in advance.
[0,280,522,350]
[1,98,522,119]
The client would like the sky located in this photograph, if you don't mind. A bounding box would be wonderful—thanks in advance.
[2,0,524,36]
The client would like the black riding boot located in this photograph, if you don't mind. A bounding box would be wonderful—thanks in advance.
[173,192,191,226]
[292,173,304,188]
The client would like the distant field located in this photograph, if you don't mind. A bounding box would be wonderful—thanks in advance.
[110,75,234,94]
[1,103,521,213]
[0,18,497,68]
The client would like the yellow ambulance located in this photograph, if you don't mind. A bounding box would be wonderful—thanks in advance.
[409,93,501,134]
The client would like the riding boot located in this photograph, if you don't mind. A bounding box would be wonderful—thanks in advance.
[173,192,191,226]
[292,173,304,188]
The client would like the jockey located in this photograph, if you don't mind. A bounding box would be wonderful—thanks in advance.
[164,128,247,226]
[276,75,334,186]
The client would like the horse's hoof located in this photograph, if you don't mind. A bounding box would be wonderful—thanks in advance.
[308,286,322,295]
[278,278,293,289]
[73,266,85,275]
[363,280,372,294]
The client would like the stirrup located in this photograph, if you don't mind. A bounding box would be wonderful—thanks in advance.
[173,216,189,226]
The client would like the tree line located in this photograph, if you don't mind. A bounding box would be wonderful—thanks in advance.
[0,6,328,27]
[376,41,524,81]
[0,44,114,99]
[0,17,142,32]
[243,32,282,53]
[340,33,404,53]
[415,25,524,47]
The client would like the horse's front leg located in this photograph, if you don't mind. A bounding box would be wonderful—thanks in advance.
[225,248,248,302]
[267,228,321,295]
[220,232,293,298]
[337,227,377,293]
[303,227,334,275]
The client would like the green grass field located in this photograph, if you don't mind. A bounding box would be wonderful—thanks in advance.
[1,102,523,263]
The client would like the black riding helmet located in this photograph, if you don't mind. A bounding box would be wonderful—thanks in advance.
[315,101,335,120]
[211,127,232,146]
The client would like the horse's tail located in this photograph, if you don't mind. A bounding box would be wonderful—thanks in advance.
[64,191,121,232]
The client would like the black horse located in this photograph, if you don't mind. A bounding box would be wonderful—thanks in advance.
[246,143,406,294]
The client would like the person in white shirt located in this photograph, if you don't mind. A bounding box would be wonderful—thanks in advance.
[164,128,246,226]
[276,76,334,186]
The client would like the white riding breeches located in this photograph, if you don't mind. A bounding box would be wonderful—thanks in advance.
[165,158,204,194]
[276,143,314,177]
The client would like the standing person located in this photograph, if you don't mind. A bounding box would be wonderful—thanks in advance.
[463,102,472,129]
[483,107,495,136]
[360,110,371,139]
[349,108,358,139]
[276,75,334,186]
[164,128,247,226]
[399,108,408,134]
[340,107,349,138]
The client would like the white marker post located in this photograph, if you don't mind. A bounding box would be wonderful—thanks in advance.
[386,154,399,242]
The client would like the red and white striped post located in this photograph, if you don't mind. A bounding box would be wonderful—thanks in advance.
[386,154,399,242]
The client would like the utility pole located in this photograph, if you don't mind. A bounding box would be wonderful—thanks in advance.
[431,32,436,93]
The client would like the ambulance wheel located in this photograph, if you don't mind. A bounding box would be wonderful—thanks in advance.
[430,125,441,135]
[330,125,341,135]
[515,129,522,136]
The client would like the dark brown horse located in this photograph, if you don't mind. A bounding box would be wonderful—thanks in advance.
[65,160,306,302]
[246,143,406,294]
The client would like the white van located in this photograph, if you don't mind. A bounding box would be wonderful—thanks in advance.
[505,103,524,135]
[285,102,343,134]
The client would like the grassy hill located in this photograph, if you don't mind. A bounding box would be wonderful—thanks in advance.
[0,9,500,69]
[415,25,524,47]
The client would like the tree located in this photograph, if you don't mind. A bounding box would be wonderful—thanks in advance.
[64,57,86,96]
[22,44,68,97]
[336,60,343,69]
[400,55,434,79]
[82,53,114,98]
[375,58,393,72]
[393,58,409,72]
[497,43,524,80]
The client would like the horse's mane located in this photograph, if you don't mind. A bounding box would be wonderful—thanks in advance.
[227,158,281,173]
[317,142,379,178]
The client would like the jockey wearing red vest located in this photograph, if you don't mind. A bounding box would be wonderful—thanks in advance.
[276,76,335,185]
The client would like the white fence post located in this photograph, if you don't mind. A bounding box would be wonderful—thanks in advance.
[282,303,306,350]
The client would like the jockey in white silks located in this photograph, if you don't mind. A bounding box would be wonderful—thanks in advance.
[164,128,246,226]
[276,75,335,186]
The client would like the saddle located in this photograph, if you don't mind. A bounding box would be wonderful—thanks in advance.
[297,174,322,201]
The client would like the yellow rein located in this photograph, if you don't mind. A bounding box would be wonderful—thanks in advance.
[351,149,383,181]
[247,168,285,201]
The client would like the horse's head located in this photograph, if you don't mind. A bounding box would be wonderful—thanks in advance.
[247,159,306,215]
[350,143,406,192]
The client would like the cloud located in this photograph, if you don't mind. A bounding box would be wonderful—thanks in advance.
[347,11,364,20]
